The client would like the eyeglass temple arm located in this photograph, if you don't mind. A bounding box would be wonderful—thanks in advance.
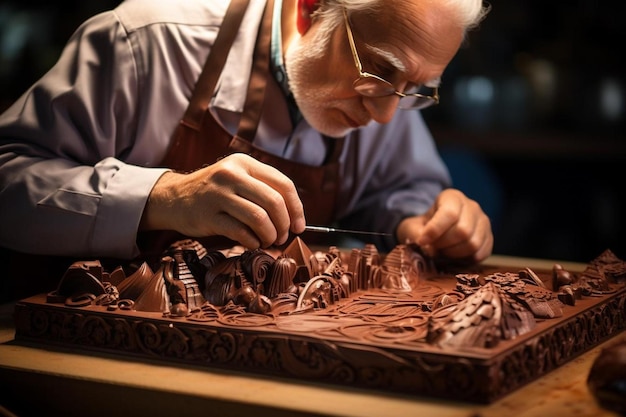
[342,9,364,73]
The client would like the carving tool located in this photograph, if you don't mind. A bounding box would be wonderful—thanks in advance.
[303,226,434,257]
[304,225,393,237]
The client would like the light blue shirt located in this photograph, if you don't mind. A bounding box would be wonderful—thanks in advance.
[0,0,450,258]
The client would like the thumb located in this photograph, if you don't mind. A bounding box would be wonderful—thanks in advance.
[397,215,433,251]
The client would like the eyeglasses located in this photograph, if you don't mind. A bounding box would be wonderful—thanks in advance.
[342,8,440,110]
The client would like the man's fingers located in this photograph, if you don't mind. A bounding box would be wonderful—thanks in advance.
[243,157,306,234]
[149,154,306,248]
[415,202,460,247]
[211,213,261,249]
[213,154,305,246]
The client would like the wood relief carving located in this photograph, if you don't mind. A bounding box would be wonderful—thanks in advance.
[13,239,626,403]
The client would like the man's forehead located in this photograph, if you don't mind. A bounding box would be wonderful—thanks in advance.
[350,1,461,86]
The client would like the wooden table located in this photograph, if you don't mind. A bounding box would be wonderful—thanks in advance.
[0,255,623,417]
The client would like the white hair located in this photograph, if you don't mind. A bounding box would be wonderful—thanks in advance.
[310,0,490,47]
[440,0,490,30]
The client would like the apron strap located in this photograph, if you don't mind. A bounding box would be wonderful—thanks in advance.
[237,0,274,141]
[182,0,251,129]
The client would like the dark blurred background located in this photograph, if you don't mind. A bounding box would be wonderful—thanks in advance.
[1,1,624,262]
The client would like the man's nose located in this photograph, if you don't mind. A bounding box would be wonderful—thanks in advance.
[362,95,399,124]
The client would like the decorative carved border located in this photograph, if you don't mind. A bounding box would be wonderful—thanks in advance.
[13,287,626,403]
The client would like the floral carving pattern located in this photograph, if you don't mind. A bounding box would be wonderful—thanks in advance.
[12,247,626,403]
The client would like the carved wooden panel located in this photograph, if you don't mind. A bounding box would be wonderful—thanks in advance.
[12,240,626,403]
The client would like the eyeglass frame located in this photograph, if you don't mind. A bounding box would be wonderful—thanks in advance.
[342,8,440,110]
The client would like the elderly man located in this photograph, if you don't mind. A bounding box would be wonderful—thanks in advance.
[0,0,492,275]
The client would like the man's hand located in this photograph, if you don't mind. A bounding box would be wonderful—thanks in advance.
[396,189,493,263]
[140,153,306,249]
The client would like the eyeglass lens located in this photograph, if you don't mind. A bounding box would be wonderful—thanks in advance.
[353,76,436,109]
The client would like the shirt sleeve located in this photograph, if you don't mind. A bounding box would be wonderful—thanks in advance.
[0,11,169,259]
[337,110,451,251]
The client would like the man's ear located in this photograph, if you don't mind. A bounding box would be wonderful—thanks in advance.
[297,0,319,34]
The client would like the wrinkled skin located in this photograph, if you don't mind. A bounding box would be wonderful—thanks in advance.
[140,0,493,263]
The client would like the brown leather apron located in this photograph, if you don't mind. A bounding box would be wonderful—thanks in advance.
[2,0,346,300]
[140,0,343,256]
